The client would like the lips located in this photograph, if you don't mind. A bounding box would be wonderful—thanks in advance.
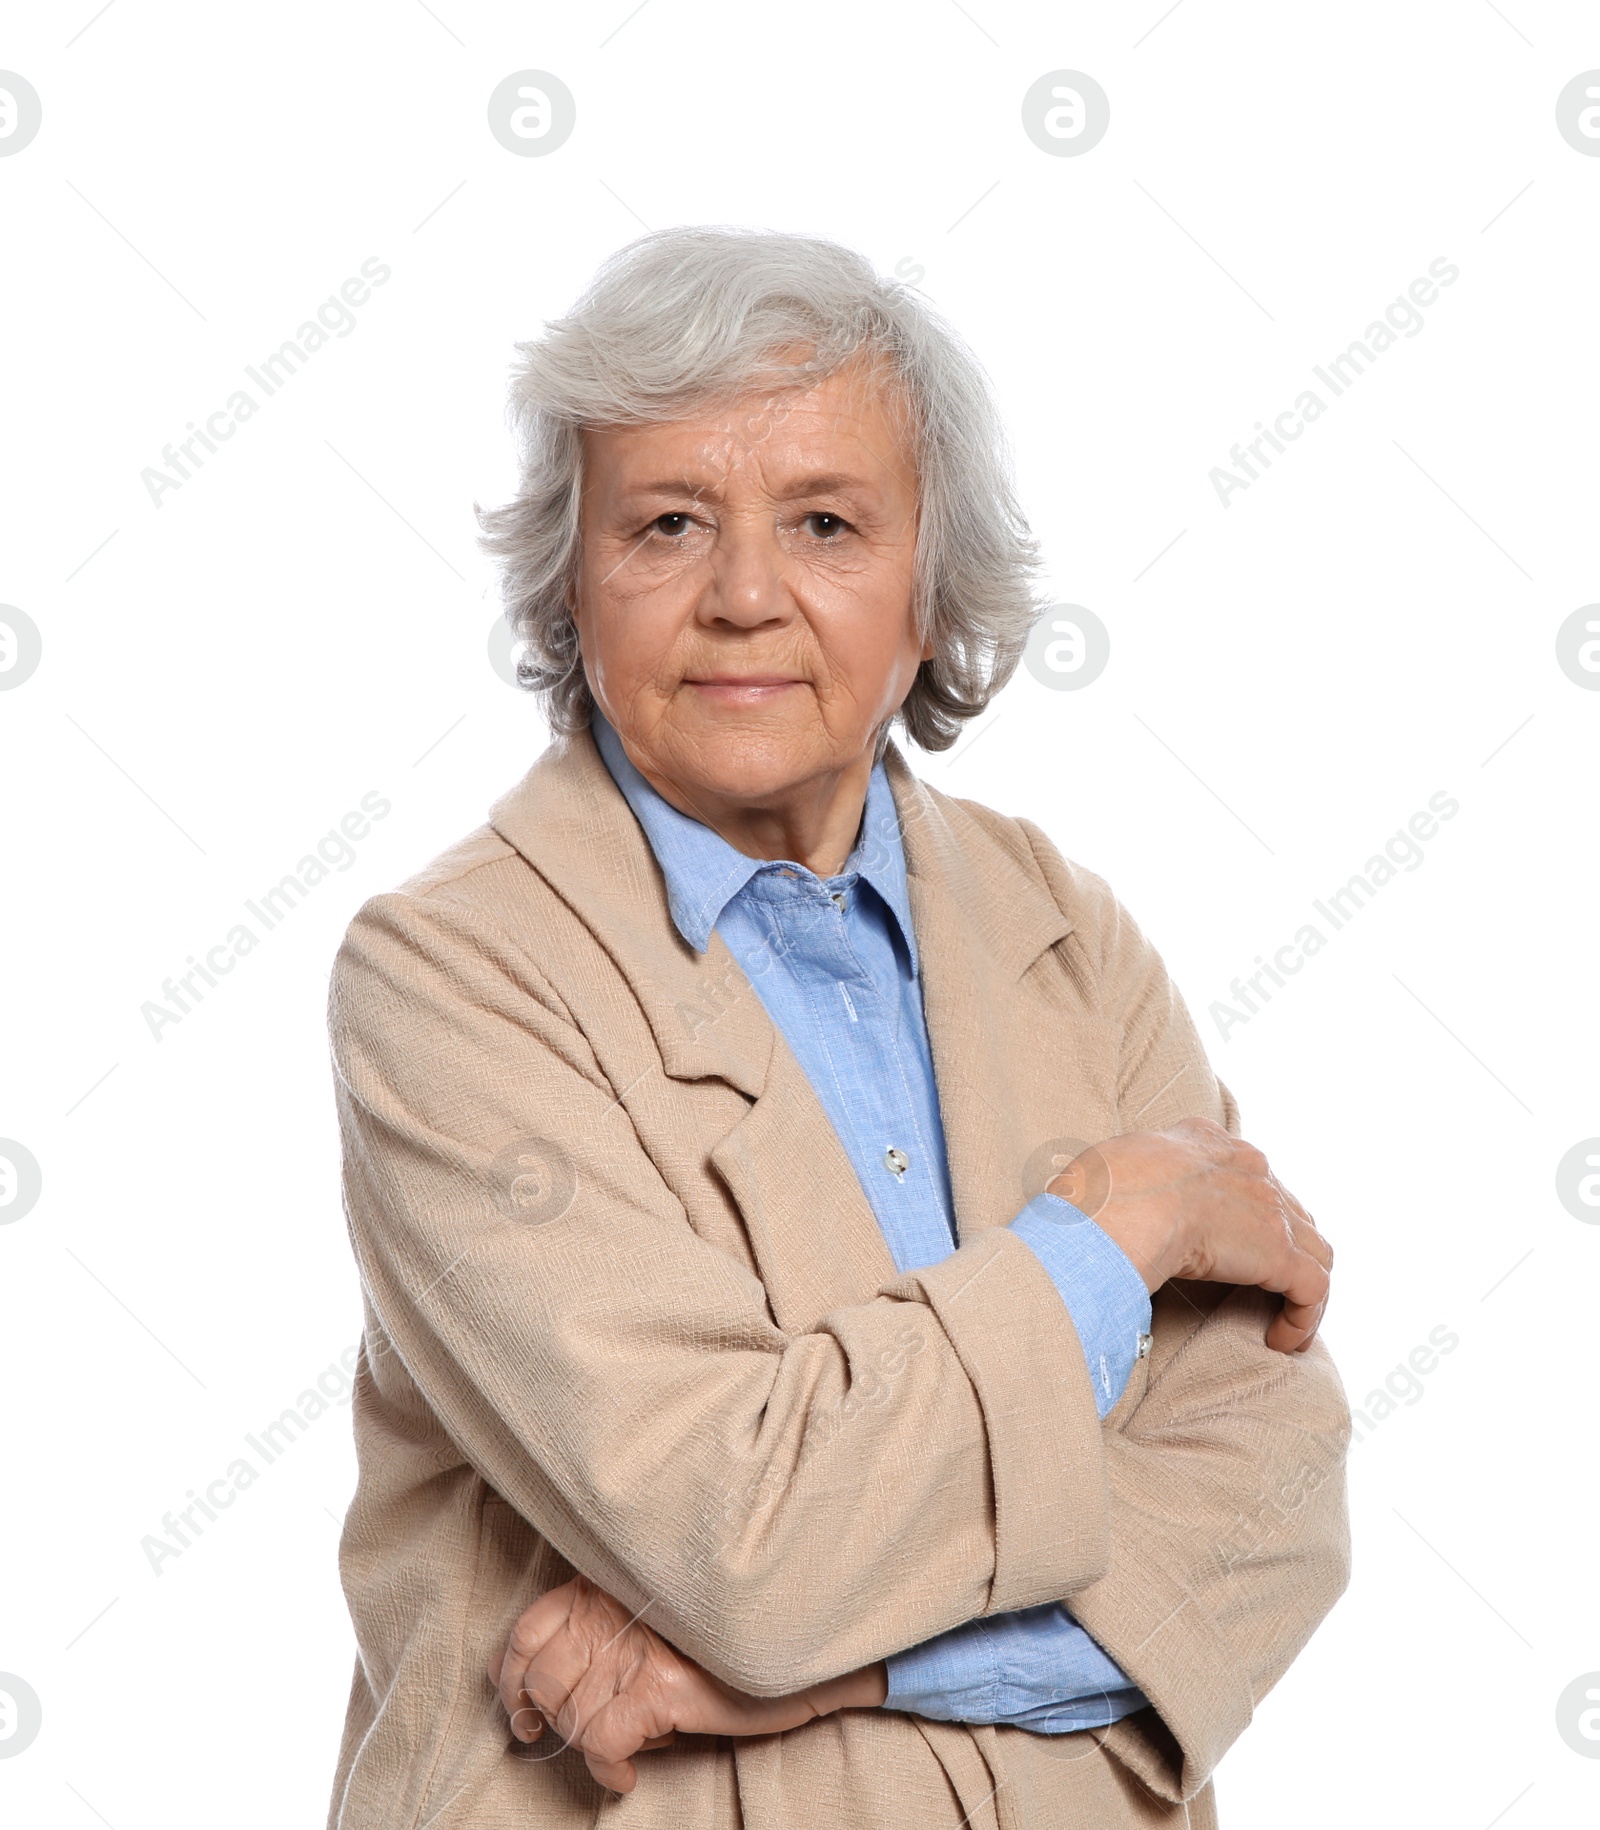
[683,676,805,702]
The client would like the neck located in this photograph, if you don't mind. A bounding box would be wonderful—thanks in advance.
[635,748,876,878]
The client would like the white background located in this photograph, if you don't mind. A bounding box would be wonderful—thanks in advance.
[2,2,1597,1825]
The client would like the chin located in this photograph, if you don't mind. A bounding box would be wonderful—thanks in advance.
[673,722,839,801]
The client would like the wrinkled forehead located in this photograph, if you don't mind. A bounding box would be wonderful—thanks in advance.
[579,352,919,506]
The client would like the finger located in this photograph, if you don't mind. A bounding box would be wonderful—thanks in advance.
[1277,1209,1333,1287]
[1297,1224,1334,1275]
[496,1584,578,1735]
[1267,1165,1312,1213]
[570,1685,675,1769]
[1262,1235,1331,1312]
[1268,1194,1332,1286]
[1267,1311,1323,1354]
[523,1627,606,1744]
[1278,1258,1329,1328]
[1286,1216,1334,1308]
[507,1700,547,1745]
[584,1750,639,1795]
[501,1671,546,1744]
[486,1652,547,1742]
[1271,1177,1333,1270]
[1267,1295,1326,1353]
[1268,1252,1330,1348]
[1257,1230,1331,1354]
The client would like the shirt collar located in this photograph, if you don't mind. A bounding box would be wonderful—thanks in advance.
[590,712,919,971]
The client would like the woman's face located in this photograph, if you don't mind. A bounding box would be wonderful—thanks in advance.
[573,357,929,816]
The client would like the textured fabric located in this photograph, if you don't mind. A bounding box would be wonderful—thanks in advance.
[324,725,1352,1830]
[591,713,1153,1729]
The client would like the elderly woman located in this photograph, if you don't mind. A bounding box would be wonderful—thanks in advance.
[326,228,1347,1830]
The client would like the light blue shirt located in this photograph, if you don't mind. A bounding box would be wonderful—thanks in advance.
[593,715,1151,1733]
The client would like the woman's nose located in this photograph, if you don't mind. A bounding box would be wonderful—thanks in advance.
[696,519,795,629]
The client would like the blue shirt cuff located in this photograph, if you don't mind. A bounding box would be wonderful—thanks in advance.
[884,1601,1150,1731]
[1009,1192,1153,1418]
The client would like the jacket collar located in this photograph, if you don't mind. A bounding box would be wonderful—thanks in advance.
[487,723,1076,1240]
[489,728,774,1100]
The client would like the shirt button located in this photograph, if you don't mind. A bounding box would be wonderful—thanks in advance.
[830,890,847,911]
[1136,1331,1153,1360]
[884,1146,909,1179]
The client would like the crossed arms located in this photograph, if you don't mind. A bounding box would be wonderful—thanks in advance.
[484,1120,1343,1792]
[331,875,1350,1810]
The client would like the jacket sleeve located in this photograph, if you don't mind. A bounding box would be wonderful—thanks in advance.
[884,1205,1153,1725]
[1015,822,1353,1801]
[328,879,1113,1698]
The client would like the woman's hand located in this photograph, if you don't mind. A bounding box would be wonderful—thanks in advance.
[487,1574,888,1793]
[1049,1115,1333,1353]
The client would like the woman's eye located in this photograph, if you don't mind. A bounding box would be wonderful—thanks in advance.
[803,512,847,538]
[653,512,692,537]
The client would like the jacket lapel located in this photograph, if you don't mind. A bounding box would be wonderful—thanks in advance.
[705,1048,901,1330]
[487,730,896,1330]
[489,730,772,1098]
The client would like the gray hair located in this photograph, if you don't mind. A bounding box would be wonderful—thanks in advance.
[475,226,1044,751]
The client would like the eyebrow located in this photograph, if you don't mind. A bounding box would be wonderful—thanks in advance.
[614,470,879,505]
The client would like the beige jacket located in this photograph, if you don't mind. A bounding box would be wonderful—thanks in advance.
[325,728,1350,1830]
